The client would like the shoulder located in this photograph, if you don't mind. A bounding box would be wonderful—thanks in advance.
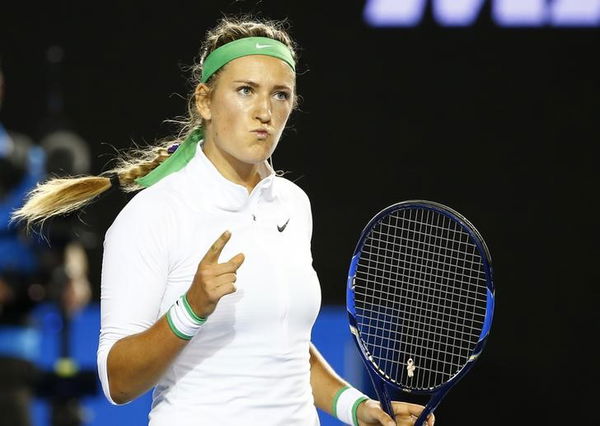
[275,175,311,206]
[121,183,177,219]
[106,177,183,240]
[274,175,315,235]
[274,176,313,227]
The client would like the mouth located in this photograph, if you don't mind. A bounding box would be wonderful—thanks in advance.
[251,129,270,140]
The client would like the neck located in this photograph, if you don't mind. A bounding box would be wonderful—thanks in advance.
[201,140,262,193]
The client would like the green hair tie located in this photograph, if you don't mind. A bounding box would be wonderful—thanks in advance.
[136,37,295,188]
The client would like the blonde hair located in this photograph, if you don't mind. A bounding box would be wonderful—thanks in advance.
[12,16,298,228]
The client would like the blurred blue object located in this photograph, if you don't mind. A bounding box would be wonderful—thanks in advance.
[363,0,600,27]
[0,326,40,362]
[0,130,46,274]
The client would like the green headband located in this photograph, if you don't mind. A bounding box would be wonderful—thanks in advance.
[200,36,295,83]
[135,37,295,188]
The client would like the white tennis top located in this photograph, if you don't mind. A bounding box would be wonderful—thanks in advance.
[97,143,322,425]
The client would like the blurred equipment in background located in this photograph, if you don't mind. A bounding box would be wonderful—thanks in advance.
[0,49,98,426]
[41,130,90,178]
[35,45,98,426]
[0,62,47,426]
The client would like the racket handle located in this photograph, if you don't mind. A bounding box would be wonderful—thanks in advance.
[415,388,446,426]
[369,375,395,424]
[414,412,430,426]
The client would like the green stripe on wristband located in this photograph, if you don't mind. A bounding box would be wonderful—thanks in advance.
[332,386,350,418]
[352,396,369,426]
[166,310,192,340]
[182,294,207,324]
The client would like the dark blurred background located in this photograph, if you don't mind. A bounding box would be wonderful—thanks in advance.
[1,1,598,425]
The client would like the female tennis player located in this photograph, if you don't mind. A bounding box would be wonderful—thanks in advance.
[13,17,434,426]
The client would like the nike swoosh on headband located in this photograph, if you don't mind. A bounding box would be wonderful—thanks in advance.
[255,43,272,49]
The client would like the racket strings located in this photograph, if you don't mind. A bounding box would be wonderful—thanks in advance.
[363,233,483,273]
[354,207,488,390]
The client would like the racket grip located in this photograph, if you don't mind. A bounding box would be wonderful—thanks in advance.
[369,376,395,424]
[414,410,431,426]
[415,389,445,426]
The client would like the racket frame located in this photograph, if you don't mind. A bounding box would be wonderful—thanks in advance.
[346,200,495,425]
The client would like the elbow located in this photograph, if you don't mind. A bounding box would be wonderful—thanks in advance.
[106,367,137,405]
[109,384,133,405]
[102,337,155,406]
[102,345,134,405]
[106,371,140,405]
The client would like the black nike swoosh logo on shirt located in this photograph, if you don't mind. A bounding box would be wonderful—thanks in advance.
[277,218,290,232]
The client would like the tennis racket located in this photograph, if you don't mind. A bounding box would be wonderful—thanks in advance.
[346,200,495,425]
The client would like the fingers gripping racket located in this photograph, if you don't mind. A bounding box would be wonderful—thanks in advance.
[347,200,495,425]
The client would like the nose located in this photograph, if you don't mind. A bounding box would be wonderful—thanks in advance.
[254,94,272,123]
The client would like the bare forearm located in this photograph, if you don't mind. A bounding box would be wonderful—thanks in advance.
[309,343,350,414]
[107,315,187,404]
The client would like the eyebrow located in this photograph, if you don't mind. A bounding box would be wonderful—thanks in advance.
[233,80,293,92]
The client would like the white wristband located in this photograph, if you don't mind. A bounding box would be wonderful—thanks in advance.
[332,386,369,426]
[166,294,206,340]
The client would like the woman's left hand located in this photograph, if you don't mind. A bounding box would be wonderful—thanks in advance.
[356,399,435,426]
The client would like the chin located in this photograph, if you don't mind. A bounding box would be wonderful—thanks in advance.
[241,153,271,166]
[242,142,276,163]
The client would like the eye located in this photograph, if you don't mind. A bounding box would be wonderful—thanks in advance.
[274,91,291,101]
[237,86,253,96]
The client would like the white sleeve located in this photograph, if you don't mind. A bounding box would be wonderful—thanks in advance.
[96,191,171,405]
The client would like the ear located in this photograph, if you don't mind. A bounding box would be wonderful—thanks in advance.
[194,83,212,121]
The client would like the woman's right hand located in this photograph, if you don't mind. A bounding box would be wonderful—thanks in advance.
[185,230,245,319]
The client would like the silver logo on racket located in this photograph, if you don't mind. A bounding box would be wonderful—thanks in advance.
[406,358,416,378]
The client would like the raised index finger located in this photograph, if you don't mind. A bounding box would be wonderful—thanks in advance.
[200,230,231,265]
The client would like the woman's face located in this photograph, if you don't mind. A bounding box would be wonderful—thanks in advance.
[197,54,296,172]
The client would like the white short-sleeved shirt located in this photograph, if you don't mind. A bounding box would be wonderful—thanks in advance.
[97,143,322,425]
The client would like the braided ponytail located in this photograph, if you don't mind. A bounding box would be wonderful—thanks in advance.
[11,142,174,227]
